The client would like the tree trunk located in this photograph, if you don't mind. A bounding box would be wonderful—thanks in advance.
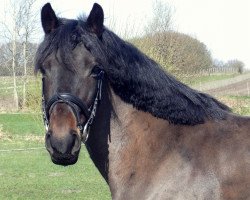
[22,39,28,109]
[12,12,19,111]
[12,41,19,110]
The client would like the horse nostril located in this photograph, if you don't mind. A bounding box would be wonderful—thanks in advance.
[45,131,54,154]
[45,131,51,139]
[45,130,81,156]
[71,131,81,155]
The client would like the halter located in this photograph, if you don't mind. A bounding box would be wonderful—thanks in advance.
[42,71,104,143]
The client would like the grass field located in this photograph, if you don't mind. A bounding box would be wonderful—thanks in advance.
[0,113,43,135]
[0,114,111,200]
[182,73,239,86]
[219,95,250,116]
[0,145,110,200]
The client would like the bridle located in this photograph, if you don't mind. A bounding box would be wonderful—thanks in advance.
[42,71,104,143]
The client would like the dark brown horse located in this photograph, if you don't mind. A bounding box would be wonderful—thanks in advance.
[35,3,250,199]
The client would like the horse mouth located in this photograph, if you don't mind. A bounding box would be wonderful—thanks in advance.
[50,152,80,166]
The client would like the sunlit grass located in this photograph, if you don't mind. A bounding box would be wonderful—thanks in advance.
[0,113,43,136]
[219,95,250,116]
[0,142,110,200]
[182,73,238,86]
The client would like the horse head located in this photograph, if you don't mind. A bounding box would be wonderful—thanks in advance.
[36,3,105,166]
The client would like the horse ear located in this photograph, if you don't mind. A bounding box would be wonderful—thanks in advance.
[87,3,104,37]
[41,3,59,34]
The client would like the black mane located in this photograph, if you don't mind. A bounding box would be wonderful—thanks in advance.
[35,17,231,125]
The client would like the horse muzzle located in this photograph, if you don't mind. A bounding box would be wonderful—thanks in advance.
[45,129,81,166]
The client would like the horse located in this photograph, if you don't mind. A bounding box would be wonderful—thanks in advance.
[35,3,250,199]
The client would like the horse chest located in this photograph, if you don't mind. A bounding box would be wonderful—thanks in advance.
[109,162,222,200]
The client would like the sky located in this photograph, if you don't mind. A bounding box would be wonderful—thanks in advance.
[1,0,250,69]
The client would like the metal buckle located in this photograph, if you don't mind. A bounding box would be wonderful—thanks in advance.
[80,123,90,143]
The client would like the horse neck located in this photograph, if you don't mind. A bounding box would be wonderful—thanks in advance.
[107,89,173,197]
[86,82,174,193]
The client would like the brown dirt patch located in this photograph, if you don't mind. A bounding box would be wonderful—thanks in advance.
[206,78,250,96]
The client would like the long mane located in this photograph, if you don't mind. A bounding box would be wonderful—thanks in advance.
[35,17,231,125]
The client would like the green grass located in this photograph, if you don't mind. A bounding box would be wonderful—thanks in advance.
[224,95,250,116]
[0,143,110,200]
[227,95,250,100]
[182,73,238,86]
[0,114,111,199]
[216,95,250,116]
[0,113,43,136]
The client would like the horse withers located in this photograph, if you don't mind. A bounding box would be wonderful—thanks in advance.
[35,3,250,199]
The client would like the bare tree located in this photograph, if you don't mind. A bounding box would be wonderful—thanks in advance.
[225,59,245,74]
[139,1,213,81]
[145,0,174,35]
[19,0,38,108]
[0,0,38,110]
[0,0,22,110]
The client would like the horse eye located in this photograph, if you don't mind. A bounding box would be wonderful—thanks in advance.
[40,67,46,75]
[90,65,103,78]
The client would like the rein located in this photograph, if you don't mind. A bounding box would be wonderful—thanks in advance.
[42,71,104,143]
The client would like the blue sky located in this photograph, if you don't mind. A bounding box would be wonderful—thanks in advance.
[1,0,250,69]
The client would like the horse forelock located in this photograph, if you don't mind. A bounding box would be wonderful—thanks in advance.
[35,18,85,73]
